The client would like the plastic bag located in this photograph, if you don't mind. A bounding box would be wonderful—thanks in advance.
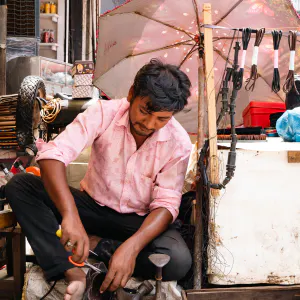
[276,107,300,142]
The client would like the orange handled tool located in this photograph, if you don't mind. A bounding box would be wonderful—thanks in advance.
[55,228,107,274]
[68,256,107,274]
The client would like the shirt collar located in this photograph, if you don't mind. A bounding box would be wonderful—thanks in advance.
[151,122,172,142]
[115,110,130,128]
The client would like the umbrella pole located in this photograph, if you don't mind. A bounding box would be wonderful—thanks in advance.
[203,3,219,189]
[193,3,219,289]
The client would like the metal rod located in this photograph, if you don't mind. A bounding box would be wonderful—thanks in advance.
[91,0,96,64]
[203,24,300,36]
[65,0,70,87]
[0,0,7,96]
[193,179,203,289]
[194,37,206,291]
[155,267,163,300]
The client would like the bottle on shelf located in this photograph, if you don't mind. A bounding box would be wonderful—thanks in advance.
[44,29,50,43]
[50,2,57,14]
[45,2,51,14]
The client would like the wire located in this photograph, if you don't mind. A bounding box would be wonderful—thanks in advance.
[271,30,282,93]
[40,280,57,300]
[40,98,62,124]
[283,31,298,94]
[235,28,252,90]
[245,28,265,91]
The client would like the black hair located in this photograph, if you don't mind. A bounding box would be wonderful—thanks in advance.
[286,78,300,110]
[132,58,191,113]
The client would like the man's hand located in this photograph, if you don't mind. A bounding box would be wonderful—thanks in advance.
[100,241,137,292]
[60,214,90,263]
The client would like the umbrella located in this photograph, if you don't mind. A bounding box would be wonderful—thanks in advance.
[93,0,300,134]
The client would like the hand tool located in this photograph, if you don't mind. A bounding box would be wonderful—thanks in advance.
[56,228,106,274]
[148,254,170,300]
[68,255,107,274]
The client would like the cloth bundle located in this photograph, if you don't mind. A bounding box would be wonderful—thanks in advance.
[276,107,300,142]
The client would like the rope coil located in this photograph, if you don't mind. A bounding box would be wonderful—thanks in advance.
[283,31,298,94]
[234,28,252,90]
[271,30,282,93]
[245,28,265,91]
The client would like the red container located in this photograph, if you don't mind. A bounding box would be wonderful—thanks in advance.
[242,101,286,128]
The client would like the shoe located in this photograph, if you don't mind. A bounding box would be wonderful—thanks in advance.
[93,239,122,265]
[84,262,114,300]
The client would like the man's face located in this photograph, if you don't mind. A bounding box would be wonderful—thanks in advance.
[128,95,173,137]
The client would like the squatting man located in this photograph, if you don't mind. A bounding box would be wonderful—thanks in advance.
[6,59,193,300]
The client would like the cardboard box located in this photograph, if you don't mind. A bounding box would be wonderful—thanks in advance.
[74,74,93,86]
[72,86,93,99]
[71,61,94,76]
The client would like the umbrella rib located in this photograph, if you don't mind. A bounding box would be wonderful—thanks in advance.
[179,44,198,68]
[214,0,244,26]
[134,12,194,38]
[192,0,202,34]
[126,39,195,58]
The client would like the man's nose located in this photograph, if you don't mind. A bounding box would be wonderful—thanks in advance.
[144,116,156,130]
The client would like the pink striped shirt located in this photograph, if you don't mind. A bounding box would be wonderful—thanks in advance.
[36,99,192,221]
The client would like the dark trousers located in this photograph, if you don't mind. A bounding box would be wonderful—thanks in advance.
[5,173,192,281]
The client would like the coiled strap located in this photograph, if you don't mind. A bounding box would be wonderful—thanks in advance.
[283,31,298,94]
[245,28,266,91]
[271,30,282,93]
[234,28,252,90]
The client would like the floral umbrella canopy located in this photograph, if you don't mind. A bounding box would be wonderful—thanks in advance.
[93,0,300,134]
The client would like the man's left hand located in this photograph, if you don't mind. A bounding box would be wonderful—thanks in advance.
[100,241,138,292]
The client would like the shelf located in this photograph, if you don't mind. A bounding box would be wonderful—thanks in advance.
[39,43,59,51]
[40,13,59,23]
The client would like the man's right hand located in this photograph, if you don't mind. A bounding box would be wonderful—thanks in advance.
[60,214,90,263]
[39,159,90,263]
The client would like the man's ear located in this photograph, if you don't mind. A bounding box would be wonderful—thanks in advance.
[127,85,134,103]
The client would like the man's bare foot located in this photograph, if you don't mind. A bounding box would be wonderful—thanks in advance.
[64,268,86,300]
[89,235,101,252]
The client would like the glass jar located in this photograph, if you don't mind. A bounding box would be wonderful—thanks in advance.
[45,2,51,14]
[43,30,50,43]
[50,2,57,14]
[49,30,55,43]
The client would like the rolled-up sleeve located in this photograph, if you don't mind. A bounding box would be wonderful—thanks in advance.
[36,100,105,166]
[150,142,192,222]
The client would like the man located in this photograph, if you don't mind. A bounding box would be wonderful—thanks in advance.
[6,59,193,300]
